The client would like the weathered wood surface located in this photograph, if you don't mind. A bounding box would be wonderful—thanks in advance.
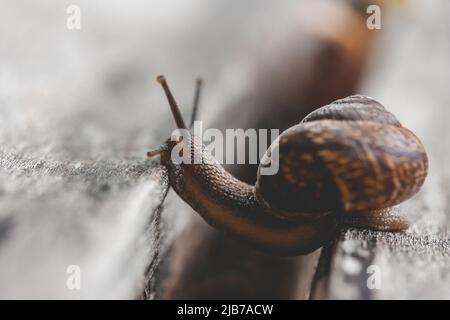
[0,0,449,300]
[0,0,287,299]
[312,2,450,299]
[0,0,221,299]
[162,0,377,300]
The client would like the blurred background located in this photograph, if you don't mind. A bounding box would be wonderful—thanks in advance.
[0,0,449,299]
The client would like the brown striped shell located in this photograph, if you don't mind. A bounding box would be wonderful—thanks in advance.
[255,95,428,219]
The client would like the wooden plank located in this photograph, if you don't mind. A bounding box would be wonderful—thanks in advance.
[2,0,448,300]
[0,0,273,300]
[0,1,205,299]
[0,154,169,299]
[312,1,450,299]
[162,0,378,299]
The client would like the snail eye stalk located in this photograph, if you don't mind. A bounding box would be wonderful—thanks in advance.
[189,78,203,129]
[157,75,187,129]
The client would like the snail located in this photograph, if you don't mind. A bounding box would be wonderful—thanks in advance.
[148,76,428,255]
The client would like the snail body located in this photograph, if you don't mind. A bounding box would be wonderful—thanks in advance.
[150,76,428,255]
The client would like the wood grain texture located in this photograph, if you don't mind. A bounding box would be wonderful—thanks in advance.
[163,0,378,299]
[312,1,450,299]
[0,0,288,300]
[1,0,449,300]
[0,0,224,299]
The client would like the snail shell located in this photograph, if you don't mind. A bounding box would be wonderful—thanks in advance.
[255,95,428,219]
